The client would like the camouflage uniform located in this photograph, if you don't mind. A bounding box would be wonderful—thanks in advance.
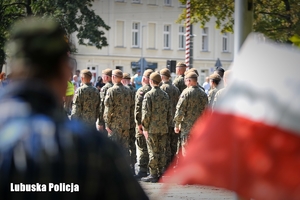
[134,84,151,174]
[98,81,113,136]
[208,87,219,107]
[71,83,100,128]
[142,86,170,177]
[173,74,186,93]
[104,83,132,163]
[125,84,137,170]
[160,80,180,165]
[174,86,208,156]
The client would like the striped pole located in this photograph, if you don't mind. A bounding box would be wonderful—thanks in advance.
[185,0,191,68]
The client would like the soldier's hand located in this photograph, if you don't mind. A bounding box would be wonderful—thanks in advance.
[138,124,143,134]
[106,127,112,135]
[143,131,149,140]
[174,127,180,134]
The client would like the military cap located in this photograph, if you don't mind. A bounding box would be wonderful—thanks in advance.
[122,72,131,79]
[176,62,187,67]
[102,68,112,76]
[112,69,123,78]
[185,72,198,79]
[150,72,162,83]
[81,69,92,78]
[209,73,222,82]
[143,69,153,78]
[160,68,171,77]
[185,68,199,76]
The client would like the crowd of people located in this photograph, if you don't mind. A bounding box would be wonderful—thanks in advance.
[61,59,228,183]
[0,18,230,199]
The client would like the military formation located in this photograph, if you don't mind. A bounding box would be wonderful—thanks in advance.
[71,61,229,183]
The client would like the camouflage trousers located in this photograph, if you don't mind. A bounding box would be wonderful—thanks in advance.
[135,127,149,173]
[109,128,130,164]
[146,132,168,176]
[166,127,179,166]
[129,127,136,168]
[178,133,190,157]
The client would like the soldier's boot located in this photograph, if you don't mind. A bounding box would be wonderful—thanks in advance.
[134,171,147,180]
[141,174,158,183]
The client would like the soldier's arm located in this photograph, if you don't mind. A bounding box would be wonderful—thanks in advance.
[174,92,188,128]
[104,90,113,128]
[141,94,151,131]
[70,90,82,120]
[95,91,101,120]
[98,88,106,126]
[134,89,143,126]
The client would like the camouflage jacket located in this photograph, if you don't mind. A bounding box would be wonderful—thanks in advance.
[98,81,113,126]
[142,86,170,133]
[71,83,100,127]
[104,83,132,130]
[160,81,180,127]
[174,85,208,135]
[208,87,219,107]
[125,84,136,129]
[134,84,151,126]
[173,74,186,93]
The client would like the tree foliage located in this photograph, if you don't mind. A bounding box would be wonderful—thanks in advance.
[177,0,300,42]
[0,0,110,72]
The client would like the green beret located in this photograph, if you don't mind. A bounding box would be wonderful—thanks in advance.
[150,72,162,83]
[185,72,198,79]
[122,73,131,79]
[102,68,112,76]
[160,68,171,77]
[112,69,123,78]
[143,69,153,78]
[81,69,92,78]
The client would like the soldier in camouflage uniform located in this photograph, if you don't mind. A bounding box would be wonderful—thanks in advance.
[159,68,180,166]
[173,62,187,93]
[71,69,100,129]
[121,72,137,173]
[141,72,171,183]
[208,73,222,107]
[97,69,113,134]
[104,69,133,163]
[184,68,205,91]
[174,72,208,157]
[134,69,153,178]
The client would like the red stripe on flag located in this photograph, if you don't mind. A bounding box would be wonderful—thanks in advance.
[162,110,300,200]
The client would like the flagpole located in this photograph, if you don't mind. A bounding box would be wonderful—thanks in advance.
[185,0,191,68]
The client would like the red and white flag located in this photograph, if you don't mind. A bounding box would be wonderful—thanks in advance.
[162,33,300,200]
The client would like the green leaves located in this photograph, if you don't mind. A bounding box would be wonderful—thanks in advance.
[0,0,110,71]
[178,0,300,42]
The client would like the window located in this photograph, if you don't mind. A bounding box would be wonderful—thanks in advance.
[164,0,171,6]
[115,0,125,2]
[222,33,229,52]
[178,26,185,49]
[116,21,124,47]
[163,25,171,49]
[132,22,140,47]
[132,0,140,3]
[148,23,156,49]
[201,27,209,51]
[179,2,185,7]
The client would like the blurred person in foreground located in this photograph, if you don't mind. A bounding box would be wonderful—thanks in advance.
[0,17,148,200]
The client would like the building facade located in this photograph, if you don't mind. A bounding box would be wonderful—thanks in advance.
[73,0,234,84]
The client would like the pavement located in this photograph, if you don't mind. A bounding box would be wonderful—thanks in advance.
[140,182,236,200]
